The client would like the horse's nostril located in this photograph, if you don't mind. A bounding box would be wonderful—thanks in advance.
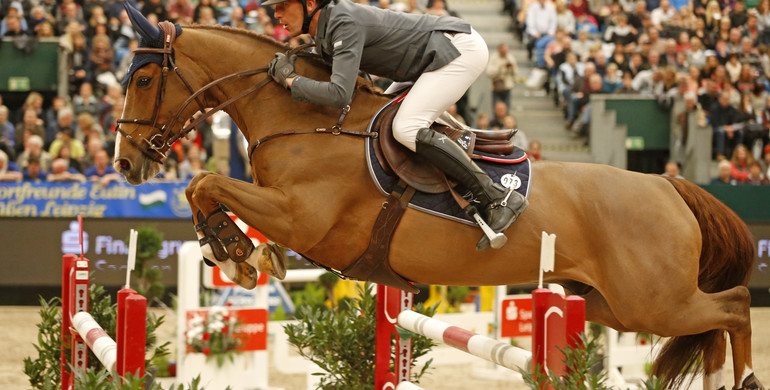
[117,158,132,171]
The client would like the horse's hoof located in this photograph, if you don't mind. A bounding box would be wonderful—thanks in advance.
[249,243,287,280]
[232,262,258,289]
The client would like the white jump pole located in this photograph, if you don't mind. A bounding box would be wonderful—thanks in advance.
[397,310,532,372]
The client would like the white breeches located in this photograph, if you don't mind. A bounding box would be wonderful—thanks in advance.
[392,28,489,151]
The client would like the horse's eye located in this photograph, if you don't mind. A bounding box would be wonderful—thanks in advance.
[136,77,152,88]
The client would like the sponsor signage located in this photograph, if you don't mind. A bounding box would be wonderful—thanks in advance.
[499,295,533,338]
[0,181,192,218]
[185,308,268,351]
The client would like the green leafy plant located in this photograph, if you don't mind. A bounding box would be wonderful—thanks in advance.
[23,283,169,389]
[520,333,665,390]
[185,306,242,367]
[284,282,437,390]
[130,226,166,303]
[75,371,224,390]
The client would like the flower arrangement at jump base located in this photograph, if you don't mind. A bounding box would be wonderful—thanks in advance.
[185,306,242,367]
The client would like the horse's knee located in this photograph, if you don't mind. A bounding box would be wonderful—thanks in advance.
[190,173,221,206]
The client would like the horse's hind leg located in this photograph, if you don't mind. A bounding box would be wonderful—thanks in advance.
[703,331,727,390]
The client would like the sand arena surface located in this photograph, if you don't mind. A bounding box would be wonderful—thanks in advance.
[1,306,768,389]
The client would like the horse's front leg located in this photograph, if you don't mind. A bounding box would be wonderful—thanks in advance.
[186,172,289,289]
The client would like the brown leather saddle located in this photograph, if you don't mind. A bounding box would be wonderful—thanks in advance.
[372,101,517,194]
[338,101,521,293]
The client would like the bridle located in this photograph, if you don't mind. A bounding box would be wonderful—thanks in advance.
[116,21,273,163]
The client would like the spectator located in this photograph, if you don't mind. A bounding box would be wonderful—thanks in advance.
[86,5,108,36]
[558,52,583,104]
[22,156,48,182]
[2,13,27,36]
[0,150,22,182]
[615,71,637,93]
[56,1,85,35]
[0,106,15,156]
[196,6,218,25]
[178,144,206,180]
[571,28,595,61]
[758,0,770,30]
[141,0,169,21]
[47,158,86,182]
[709,90,744,160]
[475,112,491,130]
[486,43,517,108]
[703,0,722,32]
[504,115,528,149]
[744,161,769,184]
[73,82,102,119]
[527,139,544,161]
[555,0,576,36]
[84,149,121,186]
[49,128,86,162]
[730,144,755,182]
[89,34,117,90]
[35,20,55,37]
[687,37,706,69]
[82,137,105,172]
[729,0,748,27]
[27,5,52,31]
[490,101,510,129]
[44,96,67,145]
[604,13,637,46]
[54,143,84,173]
[51,107,78,142]
[711,159,738,184]
[661,160,685,178]
[78,112,105,148]
[691,18,713,49]
[14,109,45,154]
[760,144,770,178]
[603,63,623,92]
[61,27,93,95]
[568,73,606,137]
[525,0,557,61]
[725,53,741,83]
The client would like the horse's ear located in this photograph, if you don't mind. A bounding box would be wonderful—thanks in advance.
[123,2,162,45]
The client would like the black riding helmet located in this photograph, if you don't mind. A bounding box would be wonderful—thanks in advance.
[261,0,331,35]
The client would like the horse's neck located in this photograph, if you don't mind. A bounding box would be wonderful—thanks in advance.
[176,28,390,183]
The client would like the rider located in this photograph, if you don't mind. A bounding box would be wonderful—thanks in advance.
[263,0,528,250]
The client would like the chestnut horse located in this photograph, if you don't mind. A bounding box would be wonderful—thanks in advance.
[113,12,763,390]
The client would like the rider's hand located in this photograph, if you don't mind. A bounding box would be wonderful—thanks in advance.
[268,53,297,89]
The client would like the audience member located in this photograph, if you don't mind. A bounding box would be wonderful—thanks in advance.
[744,161,769,184]
[525,0,557,61]
[709,90,744,160]
[47,157,86,182]
[84,149,121,186]
[730,144,756,181]
[527,140,544,161]
[662,160,685,178]
[487,43,518,108]
[0,150,22,181]
[711,159,739,184]
[17,134,52,171]
[22,156,48,181]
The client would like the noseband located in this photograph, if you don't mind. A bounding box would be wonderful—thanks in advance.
[116,21,272,163]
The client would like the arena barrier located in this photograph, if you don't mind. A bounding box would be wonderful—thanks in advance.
[375,284,585,389]
[61,254,147,390]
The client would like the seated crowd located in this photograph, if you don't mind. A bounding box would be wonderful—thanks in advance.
[510,0,770,183]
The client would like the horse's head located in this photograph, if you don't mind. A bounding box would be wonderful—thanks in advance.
[114,4,204,184]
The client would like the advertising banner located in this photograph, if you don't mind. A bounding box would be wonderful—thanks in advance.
[0,181,192,219]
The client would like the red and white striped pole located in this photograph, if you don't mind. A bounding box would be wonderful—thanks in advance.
[396,310,533,371]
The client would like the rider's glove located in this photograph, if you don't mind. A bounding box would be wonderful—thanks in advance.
[268,53,297,89]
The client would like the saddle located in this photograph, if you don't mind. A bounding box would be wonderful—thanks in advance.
[372,101,517,194]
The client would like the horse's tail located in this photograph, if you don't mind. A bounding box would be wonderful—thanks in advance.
[653,176,754,388]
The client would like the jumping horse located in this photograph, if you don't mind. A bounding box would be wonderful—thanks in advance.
[113,7,763,389]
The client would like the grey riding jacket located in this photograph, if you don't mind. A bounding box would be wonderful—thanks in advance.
[291,0,471,108]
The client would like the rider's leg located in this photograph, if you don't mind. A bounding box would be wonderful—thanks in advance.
[392,29,528,251]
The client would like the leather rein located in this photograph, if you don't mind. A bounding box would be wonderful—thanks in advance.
[116,23,376,165]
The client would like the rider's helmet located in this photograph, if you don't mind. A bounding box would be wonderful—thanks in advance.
[262,0,331,35]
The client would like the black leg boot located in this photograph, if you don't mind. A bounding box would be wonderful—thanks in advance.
[415,128,528,251]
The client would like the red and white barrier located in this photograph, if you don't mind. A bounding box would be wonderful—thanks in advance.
[61,254,147,390]
[375,285,585,389]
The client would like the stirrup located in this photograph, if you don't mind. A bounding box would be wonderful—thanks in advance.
[465,205,508,249]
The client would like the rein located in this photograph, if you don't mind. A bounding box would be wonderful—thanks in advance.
[117,28,375,164]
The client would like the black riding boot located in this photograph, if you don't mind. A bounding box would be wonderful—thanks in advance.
[415,128,528,251]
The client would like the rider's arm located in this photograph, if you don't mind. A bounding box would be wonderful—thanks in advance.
[290,16,363,108]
